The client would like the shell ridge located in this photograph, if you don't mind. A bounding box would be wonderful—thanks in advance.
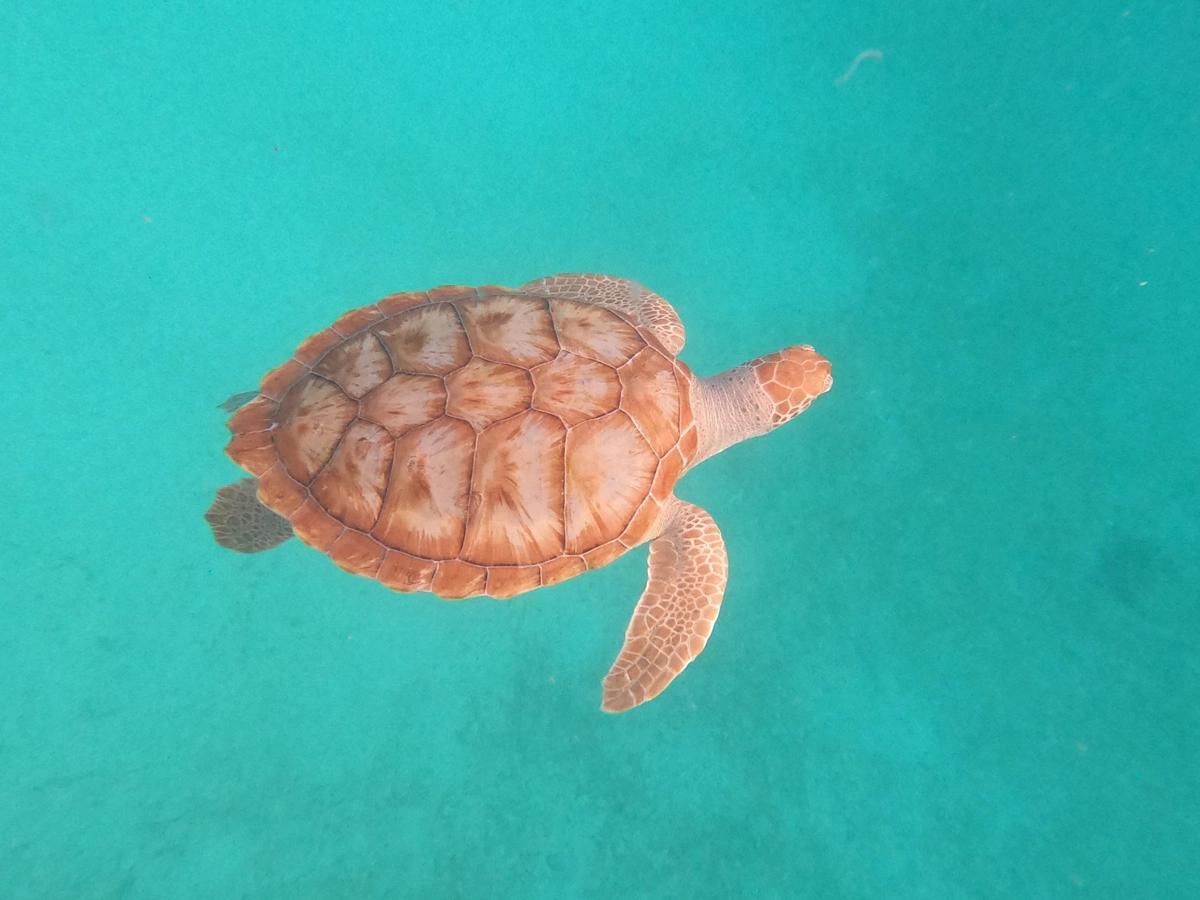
[369,430,402,544]
[556,416,568,560]
[619,406,656,461]
[456,421,482,561]
[306,416,354,492]
[371,313,399,372]
[611,362,660,457]
[448,300,476,357]
[540,296,561,348]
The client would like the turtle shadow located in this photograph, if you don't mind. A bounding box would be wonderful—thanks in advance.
[1088,532,1187,640]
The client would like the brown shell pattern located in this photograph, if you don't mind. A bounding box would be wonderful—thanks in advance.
[225,287,693,599]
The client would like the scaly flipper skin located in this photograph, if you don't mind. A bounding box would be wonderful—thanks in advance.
[205,478,294,553]
[601,497,728,712]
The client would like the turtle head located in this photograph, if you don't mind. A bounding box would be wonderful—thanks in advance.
[747,345,833,427]
[690,344,832,467]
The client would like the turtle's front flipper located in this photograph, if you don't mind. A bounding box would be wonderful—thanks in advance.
[601,497,728,712]
[205,478,294,553]
[519,273,686,355]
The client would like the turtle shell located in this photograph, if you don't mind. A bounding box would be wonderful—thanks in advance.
[224,284,700,599]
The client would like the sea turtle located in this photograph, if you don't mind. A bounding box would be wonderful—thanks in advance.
[206,274,832,711]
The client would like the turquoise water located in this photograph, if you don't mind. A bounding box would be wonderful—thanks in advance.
[3,1,1197,896]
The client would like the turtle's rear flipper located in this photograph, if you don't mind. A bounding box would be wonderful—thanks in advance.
[205,478,294,553]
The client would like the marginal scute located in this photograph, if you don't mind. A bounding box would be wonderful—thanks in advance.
[462,410,565,566]
[541,556,586,587]
[549,298,644,366]
[621,495,662,547]
[564,411,657,554]
[651,447,685,502]
[531,352,621,426]
[289,497,344,552]
[456,295,559,366]
[426,285,477,303]
[377,291,429,316]
[377,550,436,593]
[374,303,471,375]
[618,347,680,457]
[256,464,307,516]
[225,431,276,476]
[432,560,488,599]
[678,424,699,466]
[310,419,394,531]
[360,373,447,437]
[582,540,625,570]
[486,566,542,599]
[274,375,358,484]
[676,359,695,429]
[259,359,307,400]
[329,530,387,577]
[331,304,386,335]
[445,358,533,431]
[227,396,276,434]
[373,416,475,558]
[314,330,393,399]
[295,328,343,365]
